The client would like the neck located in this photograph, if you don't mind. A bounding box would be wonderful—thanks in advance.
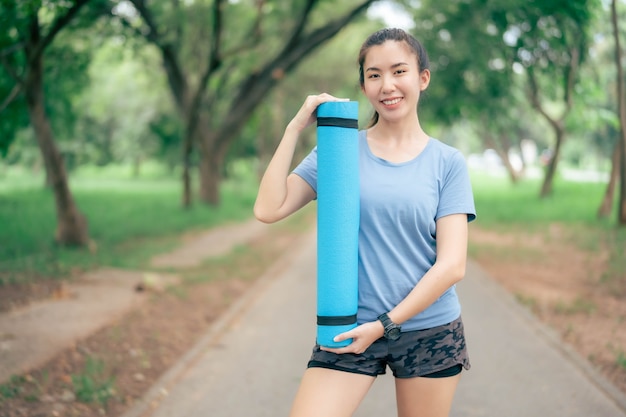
[369,116,427,143]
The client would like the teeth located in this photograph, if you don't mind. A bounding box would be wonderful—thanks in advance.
[382,98,401,105]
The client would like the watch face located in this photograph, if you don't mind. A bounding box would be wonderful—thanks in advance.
[388,327,401,340]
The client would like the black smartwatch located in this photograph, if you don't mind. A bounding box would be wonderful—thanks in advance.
[378,312,401,340]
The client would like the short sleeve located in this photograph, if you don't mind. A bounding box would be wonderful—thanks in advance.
[437,150,476,222]
[292,146,319,194]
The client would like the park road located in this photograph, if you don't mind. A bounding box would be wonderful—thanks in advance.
[122,227,626,417]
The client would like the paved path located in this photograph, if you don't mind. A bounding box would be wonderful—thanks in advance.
[0,268,150,383]
[122,229,626,417]
[150,219,268,269]
[0,218,268,384]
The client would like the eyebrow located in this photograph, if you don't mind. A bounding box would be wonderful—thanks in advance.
[365,62,410,72]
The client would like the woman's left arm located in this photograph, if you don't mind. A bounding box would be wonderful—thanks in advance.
[323,213,469,354]
[387,213,468,325]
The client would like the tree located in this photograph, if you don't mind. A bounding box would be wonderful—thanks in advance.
[0,0,98,246]
[119,0,375,207]
[518,3,592,197]
[598,141,621,218]
[610,0,626,225]
[406,0,594,194]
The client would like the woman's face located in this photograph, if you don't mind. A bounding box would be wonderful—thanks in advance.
[361,40,430,124]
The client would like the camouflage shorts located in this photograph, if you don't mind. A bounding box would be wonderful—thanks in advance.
[307,316,470,378]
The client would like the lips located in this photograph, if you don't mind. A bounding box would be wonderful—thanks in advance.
[381,97,402,105]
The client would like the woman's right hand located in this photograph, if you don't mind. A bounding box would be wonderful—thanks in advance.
[287,93,349,133]
[254,93,348,224]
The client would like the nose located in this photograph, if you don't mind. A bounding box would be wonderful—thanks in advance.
[381,74,395,94]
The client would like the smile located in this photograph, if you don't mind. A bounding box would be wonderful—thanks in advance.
[382,98,402,105]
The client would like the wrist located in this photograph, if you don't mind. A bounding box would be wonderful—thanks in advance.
[375,318,385,336]
[285,121,304,136]
[378,312,402,340]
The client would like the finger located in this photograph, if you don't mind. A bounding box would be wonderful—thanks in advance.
[319,93,350,103]
[321,344,367,355]
[333,331,353,343]
[320,346,349,354]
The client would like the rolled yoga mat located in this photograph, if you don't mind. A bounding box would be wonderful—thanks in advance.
[315,101,359,348]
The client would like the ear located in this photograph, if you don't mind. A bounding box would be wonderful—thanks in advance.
[419,69,431,91]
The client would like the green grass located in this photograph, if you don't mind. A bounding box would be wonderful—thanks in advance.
[0,375,26,400]
[617,351,626,371]
[470,172,613,228]
[554,297,597,316]
[71,356,115,406]
[0,164,260,283]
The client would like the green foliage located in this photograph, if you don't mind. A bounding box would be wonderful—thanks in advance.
[72,39,171,167]
[0,0,113,160]
[402,0,603,175]
[0,1,30,156]
[71,357,115,406]
[44,31,93,145]
[0,375,26,400]
[0,372,49,403]
[422,0,593,112]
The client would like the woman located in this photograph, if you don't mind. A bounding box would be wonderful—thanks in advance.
[254,28,476,417]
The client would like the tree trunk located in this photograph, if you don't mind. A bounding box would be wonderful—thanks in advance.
[483,131,520,183]
[597,140,620,218]
[181,105,196,209]
[611,0,626,225]
[617,128,626,227]
[540,123,565,198]
[526,45,578,199]
[617,133,626,227]
[181,133,193,208]
[198,157,220,205]
[24,18,89,246]
[197,125,224,205]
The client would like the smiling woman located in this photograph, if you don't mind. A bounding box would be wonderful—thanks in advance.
[254,27,476,417]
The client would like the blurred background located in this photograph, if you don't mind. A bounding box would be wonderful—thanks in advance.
[1,0,626,414]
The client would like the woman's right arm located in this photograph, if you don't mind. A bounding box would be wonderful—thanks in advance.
[254,94,347,224]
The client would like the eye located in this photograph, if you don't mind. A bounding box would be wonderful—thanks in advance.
[395,69,407,75]
[368,73,380,79]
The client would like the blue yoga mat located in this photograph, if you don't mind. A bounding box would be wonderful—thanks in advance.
[316,101,359,348]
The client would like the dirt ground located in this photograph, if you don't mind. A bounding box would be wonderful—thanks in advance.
[0,220,624,417]
[469,224,626,396]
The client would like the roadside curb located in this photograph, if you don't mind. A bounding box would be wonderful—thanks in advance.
[468,260,626,414]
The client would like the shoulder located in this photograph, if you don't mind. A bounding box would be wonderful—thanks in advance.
[428,138,461,155]
[427,138,467,165]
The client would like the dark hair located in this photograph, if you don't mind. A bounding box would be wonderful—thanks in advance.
[358,28,430,127]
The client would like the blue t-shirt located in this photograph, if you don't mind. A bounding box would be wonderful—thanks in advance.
[293,130,476,331]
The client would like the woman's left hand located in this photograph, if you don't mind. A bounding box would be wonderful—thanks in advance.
[320,321,384,354]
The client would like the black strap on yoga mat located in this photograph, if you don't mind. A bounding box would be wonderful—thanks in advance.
[317,314,358,326]
[317,117,358,129]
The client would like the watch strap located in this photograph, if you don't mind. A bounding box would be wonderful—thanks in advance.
[378,312,400,337]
